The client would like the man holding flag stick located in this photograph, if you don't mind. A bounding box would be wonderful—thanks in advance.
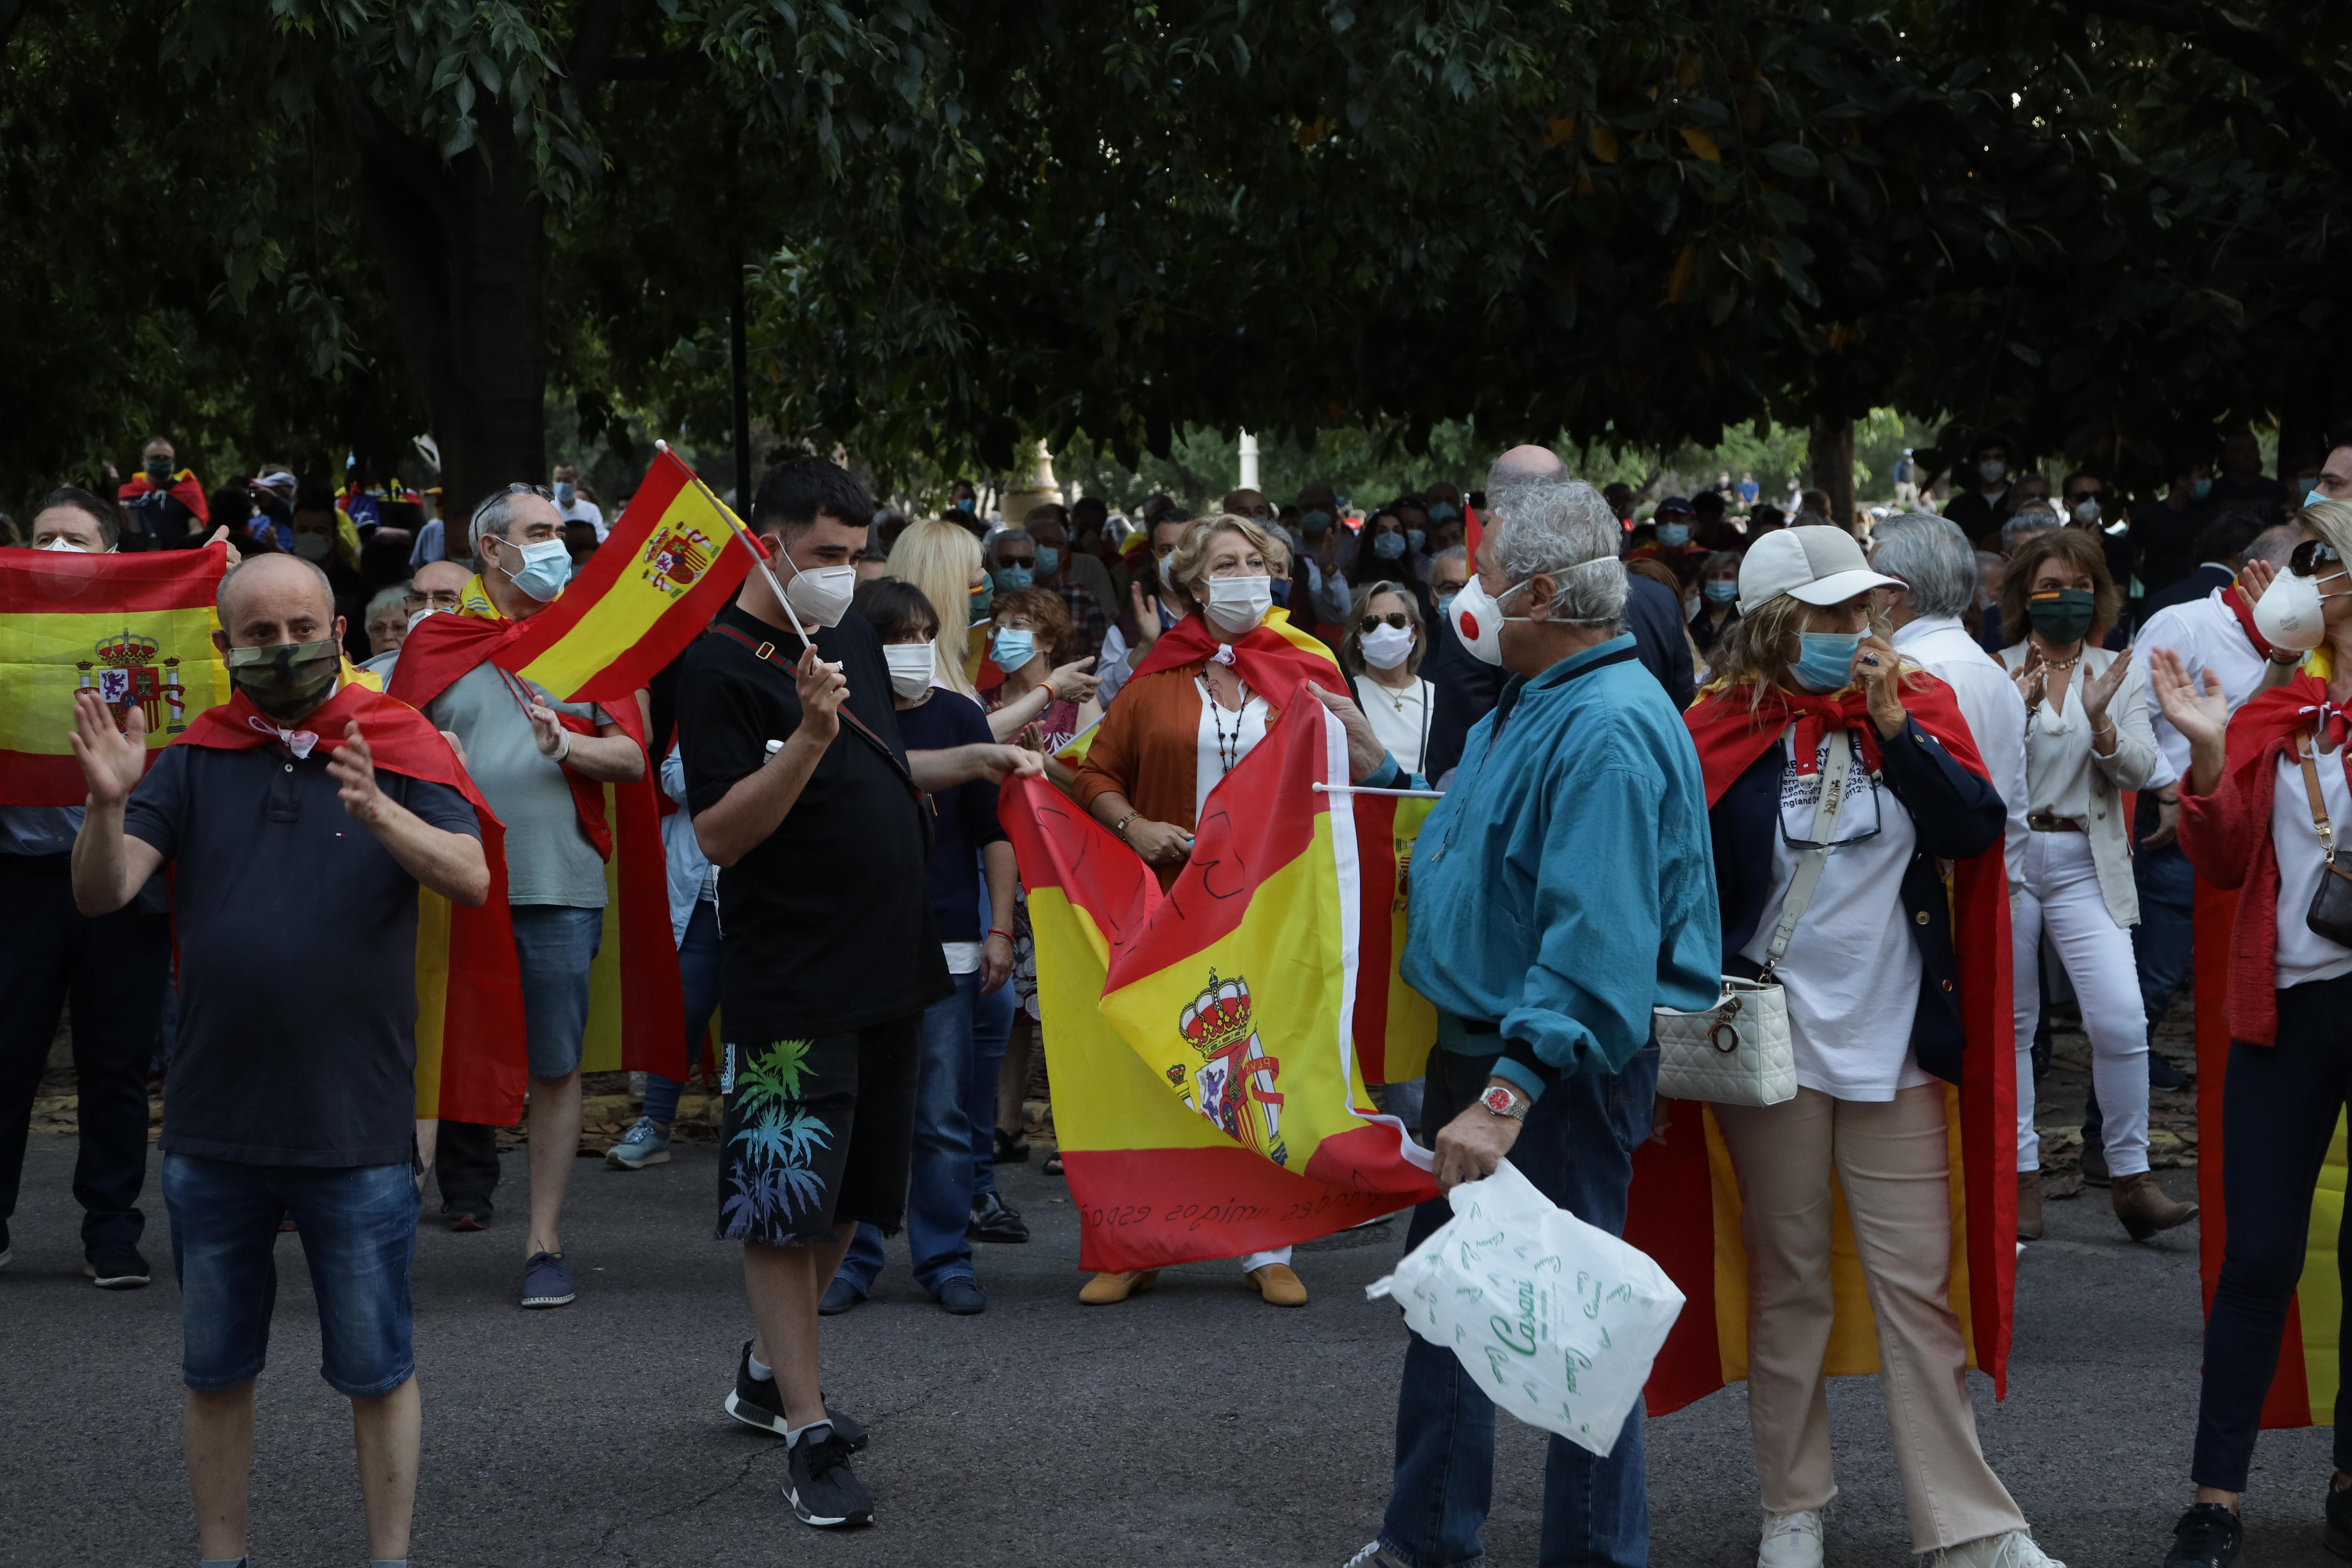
[68,552,493,1568]
[679,457,1040,1530]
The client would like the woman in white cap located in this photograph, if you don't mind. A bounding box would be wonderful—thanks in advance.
[1681,526,2063,1568]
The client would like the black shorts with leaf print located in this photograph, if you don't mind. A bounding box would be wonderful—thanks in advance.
[713,1012,920,1248]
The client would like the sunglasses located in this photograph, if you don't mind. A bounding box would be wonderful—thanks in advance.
[1358,612,1413,633]
[2291,539,2344,579]
[997,554,1035,568]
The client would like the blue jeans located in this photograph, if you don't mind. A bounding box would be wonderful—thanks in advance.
[838,968,983,1295]
[645,901,721,1123]
[2131,824,2196,1031]
[1379,1047,1656,1568]
[163,1153,420,1398]
[969,974,1014,1196]
[513,904,604,1078]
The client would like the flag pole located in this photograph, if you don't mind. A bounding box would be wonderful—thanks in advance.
[654,439,818,657]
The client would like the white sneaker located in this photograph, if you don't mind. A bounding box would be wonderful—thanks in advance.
[1933,1529,2065,1568]
[1759,1510,1824,1568]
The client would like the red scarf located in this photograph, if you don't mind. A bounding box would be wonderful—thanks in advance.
[2224,670,2352,778]
[2220,578,2278,661]
[1684,673,1991,806]
[174,681,527,1124]
[1129,608,1342,710]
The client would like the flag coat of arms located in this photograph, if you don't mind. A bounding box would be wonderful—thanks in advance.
[0,544,231,805]
[1002,691,1439,1273]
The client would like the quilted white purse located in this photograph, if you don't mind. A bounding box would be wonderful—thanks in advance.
[1653,726,1853,1107]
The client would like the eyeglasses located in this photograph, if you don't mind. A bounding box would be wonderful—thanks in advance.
[2291,539,2344,579]
[1358,612,1412,633]
[404,589,464,610]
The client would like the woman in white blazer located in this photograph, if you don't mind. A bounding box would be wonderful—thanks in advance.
[1998,527,2198,1242]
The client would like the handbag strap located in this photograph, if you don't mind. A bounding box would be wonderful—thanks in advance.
[2298,727,2344,867]
[1759,725,1852,982]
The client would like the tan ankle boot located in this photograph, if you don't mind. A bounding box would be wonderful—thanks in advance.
[2113,1170,2198,1241]
[2017,1169,2044,1242]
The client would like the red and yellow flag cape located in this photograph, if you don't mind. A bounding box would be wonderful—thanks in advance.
[2193,658,2348,1428]
[388,609,683,1080]
[118,468,211,524]
[174,682,527,1125]
[1631,676,2017,1415]
[0,544,231,804]
[1001,686,1438,1271]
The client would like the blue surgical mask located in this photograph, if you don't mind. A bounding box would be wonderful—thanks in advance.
[1034,546,1060,576]
[1704,579,1739,603]
[1269,577,1292,608]
[2192,478,2213,501]
[990,627,1035,671]
[1405,528,1426,553]
[1372,530,1407,560]
[1436,591,1460,621]
[956,497,976,512]
[1301,509,1333,535]
[1791,631,1861,693]
[994,565,1034,591]
[499,536,573,602]
[1657,522,1690,548]
[2307,486,2325,507]
[553,480,575,507]
[1426,503,1459,522]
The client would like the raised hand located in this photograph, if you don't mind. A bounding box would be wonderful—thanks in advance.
[526,692,568,759]
[1129,581,1163,656]
[1851,635,1908,740]
[2239,557,2278,606]
[2011,643,2047,712]
[793,645,848,743]
[326,720,386,823]
[2079,645,2134,735]
[2148,646,2228,751]
[1047,655,1099,706]
[68,691,146,807]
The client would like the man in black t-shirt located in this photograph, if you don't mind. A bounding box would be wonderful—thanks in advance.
[679,457,1037,1530]
[68,553,488,1568]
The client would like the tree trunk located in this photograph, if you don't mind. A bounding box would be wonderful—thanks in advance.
[351,113,547,535]
[1810,415,1855,530]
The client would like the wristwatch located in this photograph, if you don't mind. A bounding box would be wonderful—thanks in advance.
[1478,1083,1528,1122]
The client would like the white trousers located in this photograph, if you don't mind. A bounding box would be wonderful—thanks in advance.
[2011,831,2150,1175]
[1238,1247,1293,1273]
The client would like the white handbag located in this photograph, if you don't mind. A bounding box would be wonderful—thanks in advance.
[1653,726,1854,1106]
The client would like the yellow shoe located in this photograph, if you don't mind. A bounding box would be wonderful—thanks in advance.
[1245,1262,1308,1307]
[1078,1269,1157,1305]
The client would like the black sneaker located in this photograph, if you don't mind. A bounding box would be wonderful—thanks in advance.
[85,1242,150,1289]
[722,1342,866,1450]
[2164,1503,2241,1567]
[785,1427,872,1528]
[967,1191,1030,1244]
[2328,1477,2352,1558]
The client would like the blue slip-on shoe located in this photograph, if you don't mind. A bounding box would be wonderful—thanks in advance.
[522,1251,575,1308]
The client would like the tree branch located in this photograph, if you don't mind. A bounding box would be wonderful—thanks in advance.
[2070,0,2352,183]
[566,0,637,94]
[605,49,705,81]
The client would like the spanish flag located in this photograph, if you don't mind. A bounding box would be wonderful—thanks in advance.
[1634,676,2017,1415]
[0,544,231,805]
[173,682,527,1125]
[1002,689,1438,1272]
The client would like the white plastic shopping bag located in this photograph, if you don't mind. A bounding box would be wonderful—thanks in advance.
[1366,1158,1685,1456]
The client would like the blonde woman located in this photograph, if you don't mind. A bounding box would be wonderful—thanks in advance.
[886,519,1096,738]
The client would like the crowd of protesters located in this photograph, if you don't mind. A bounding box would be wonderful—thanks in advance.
[6,428,2352,1568]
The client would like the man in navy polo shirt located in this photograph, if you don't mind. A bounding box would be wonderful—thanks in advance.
[69,553,490,1568]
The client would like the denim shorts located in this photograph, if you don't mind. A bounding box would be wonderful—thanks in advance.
[513,903,604,1078]
[163,1153,421,1398]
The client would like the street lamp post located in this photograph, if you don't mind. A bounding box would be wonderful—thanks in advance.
[1238,430,1259,492]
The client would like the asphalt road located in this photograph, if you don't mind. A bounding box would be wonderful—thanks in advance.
[0,1123,2337,1568]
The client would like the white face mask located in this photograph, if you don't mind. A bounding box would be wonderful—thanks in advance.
[771,547,858,630]
[1359,621,1415,670]
[2070,498,2100,525]
[38,536,90,553]
[883,642,936,699]
[292,532,335,562]
[2254,565,2350,653]
[1979,458,2007,485]
[1204,574,1272,637]
[1449,572,1536,667]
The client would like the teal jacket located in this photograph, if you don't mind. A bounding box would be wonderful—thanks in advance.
[1399,636,1721,1099]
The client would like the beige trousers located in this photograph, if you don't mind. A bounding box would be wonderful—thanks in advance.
[1714,1084,2028,1552]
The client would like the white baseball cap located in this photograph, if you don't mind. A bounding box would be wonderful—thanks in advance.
[1737,525,1902,615]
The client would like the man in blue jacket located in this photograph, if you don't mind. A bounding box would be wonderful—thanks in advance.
[1355,463,1721,1568]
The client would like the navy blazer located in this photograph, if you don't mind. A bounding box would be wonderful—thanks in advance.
[1709,713,2004,1085]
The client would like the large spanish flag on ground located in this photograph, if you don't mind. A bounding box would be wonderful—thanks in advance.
[1633,677,2017,1416]
[0,544,231,804]
[1002,692,1438,1272]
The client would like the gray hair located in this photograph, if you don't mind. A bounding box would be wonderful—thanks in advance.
[2000,509,2056,556]
[1433,544,1467,567]
[1698,549,1741,579]
[1491,478,1626,630]
[2247,522,2310,568]
[987,526,1031,564]
[1868,512,1979,620]
[365,583,411,621]
[470,482,552,555]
